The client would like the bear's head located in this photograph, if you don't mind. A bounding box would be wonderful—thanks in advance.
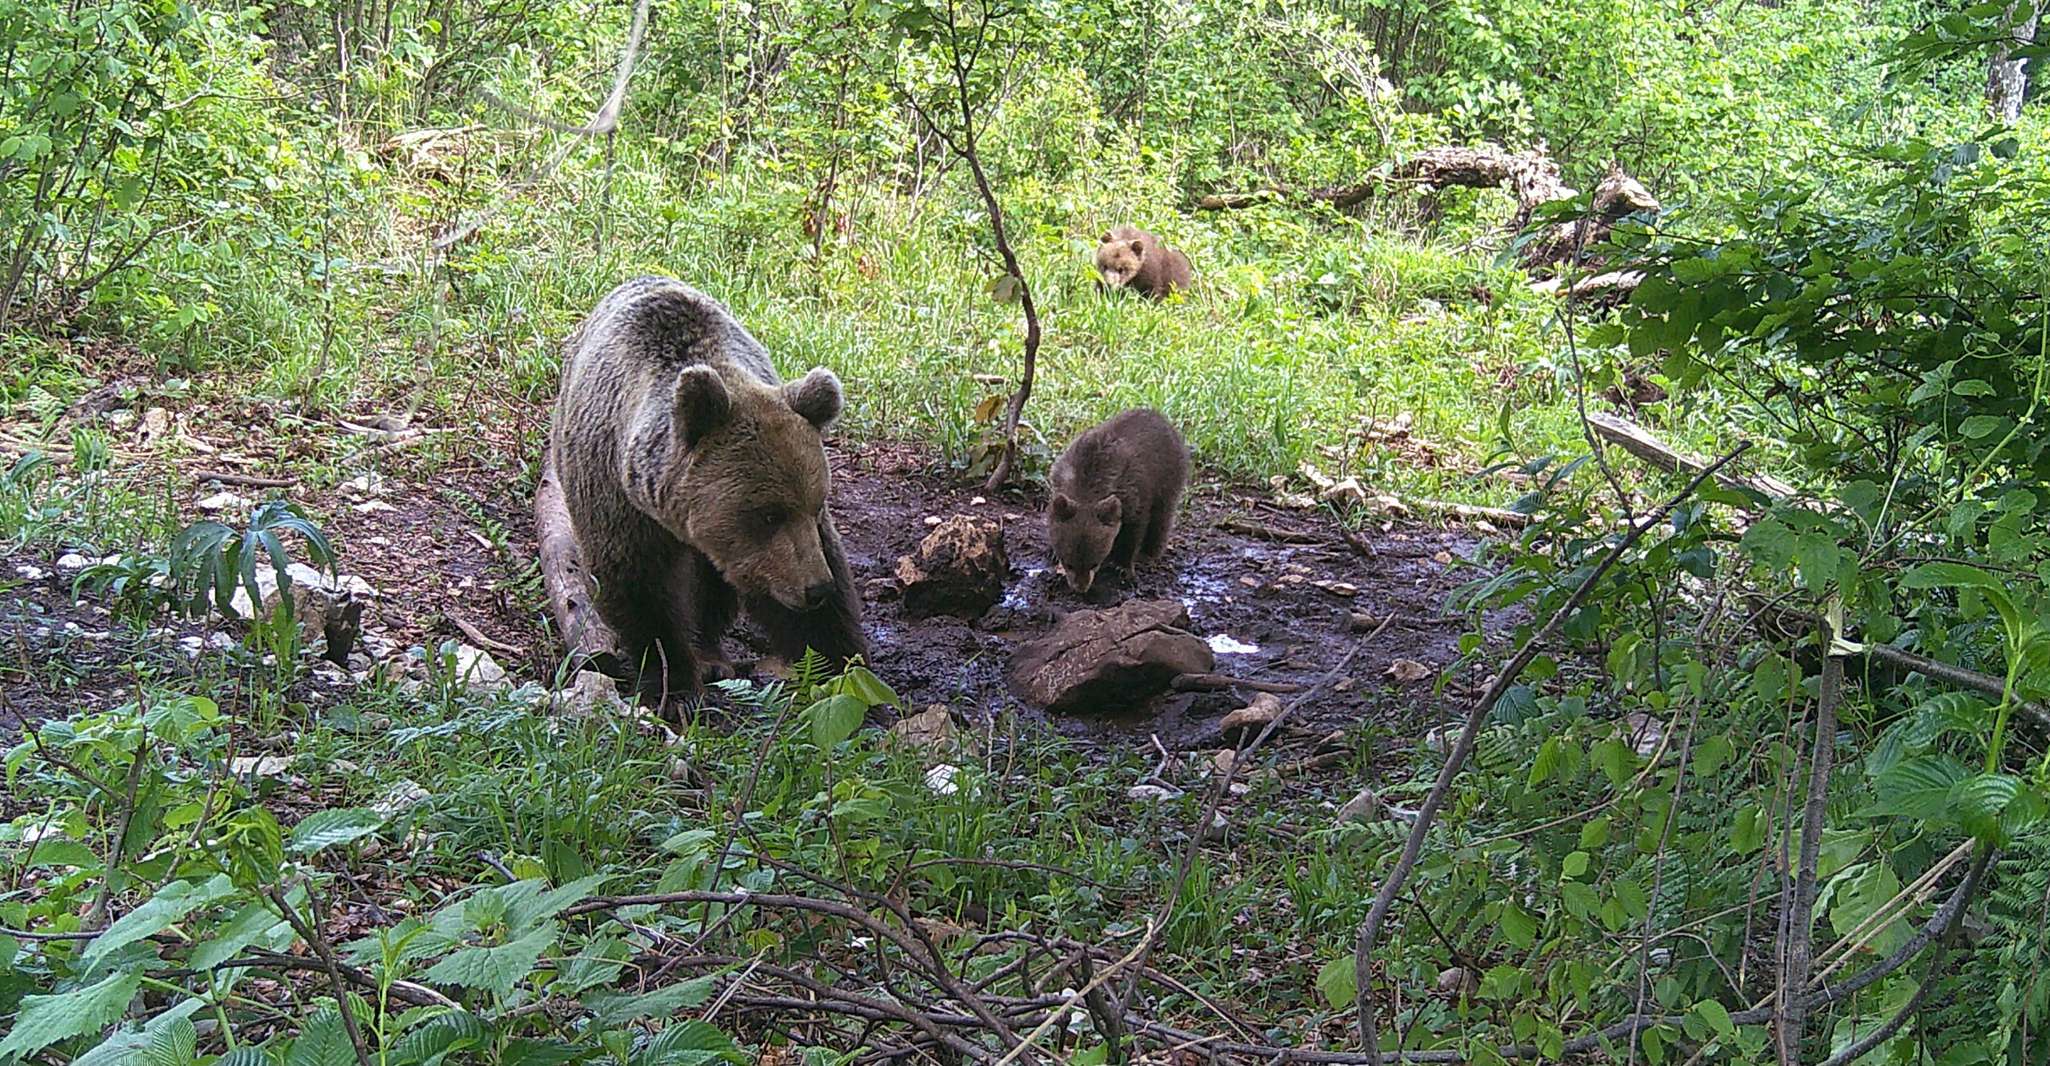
[1048,492,1122,593]
[667,364,845,611]
[1094,232,1147,289]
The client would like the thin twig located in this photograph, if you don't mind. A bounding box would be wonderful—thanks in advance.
[1777,649,1842,1061]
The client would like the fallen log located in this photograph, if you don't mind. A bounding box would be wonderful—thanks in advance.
[1584,411,1798,501]
[1197,145,1658,275]
[535,446,625,677]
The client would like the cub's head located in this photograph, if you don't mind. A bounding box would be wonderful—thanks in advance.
[1047,492,1122,593]
[669,365,845,611]
[1094,231,1147,289]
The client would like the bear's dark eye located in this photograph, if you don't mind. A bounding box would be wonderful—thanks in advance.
[753,506,788,528]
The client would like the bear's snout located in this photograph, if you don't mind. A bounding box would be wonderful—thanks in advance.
[800,581,836,610]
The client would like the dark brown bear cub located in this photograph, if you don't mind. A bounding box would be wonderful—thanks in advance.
[1047,409,1190,594]
[551,276,866,701]
[1094,225,1193,299]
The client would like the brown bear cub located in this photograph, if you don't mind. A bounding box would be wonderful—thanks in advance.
[1094,225,1193,299]
[1047,409,1190,594]
[551,276,866,701]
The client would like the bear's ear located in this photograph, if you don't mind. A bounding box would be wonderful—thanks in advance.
[1050,494,1077,521]
[783,367,844,429]
[1099,231,1112,243]
[1094,496,1122,524]
[673,365,732,448]
[1129,239,1145,255]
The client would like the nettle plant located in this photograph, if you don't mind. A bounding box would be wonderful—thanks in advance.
[0,664,916,1066]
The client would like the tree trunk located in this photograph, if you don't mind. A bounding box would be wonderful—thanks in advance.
[535,446,624,676]
[1988,3,2041,123]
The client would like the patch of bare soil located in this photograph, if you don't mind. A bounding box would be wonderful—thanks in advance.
[3,417,1507,757]
[818,444,1505,749]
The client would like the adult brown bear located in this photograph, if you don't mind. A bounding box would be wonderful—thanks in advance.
[551,277,866,700]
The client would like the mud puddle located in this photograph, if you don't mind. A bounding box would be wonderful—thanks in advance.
[809,443,1513,750]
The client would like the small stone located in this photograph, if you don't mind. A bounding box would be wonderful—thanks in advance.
[1238,576,1260,588]
[16,564,47,580]
[888,705,956,752]
[924,764,962,795]
[1437,967,1477,998]
[1335,786,1386,824]
[1219,692,1285,736]
[372,780,430,818]
[450,643,508,690]
[197,491,249,512]
[1348,611,1381,632]
[1433,550,1453,564]
[341,472,385,495]
[1385,658,1432,684]
[923,515,942,526]
[970,496,987,506]
[230,755,291,778]
[1127,784,1180,801]
[558,670,627,717]
[1624,711,1665,757]
[352,499,398,514]
[55,553,90,570]
[137,407,173,446]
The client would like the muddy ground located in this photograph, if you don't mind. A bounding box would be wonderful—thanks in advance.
[3,431,1510,752]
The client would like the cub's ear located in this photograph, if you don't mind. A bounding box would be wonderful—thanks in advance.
[1129,239,1145,255]
[674,365,732,448]
[1094,496,1123,524]
[1050,494,1077,521]
[1100,231,1113,243]
[783,367,844,429]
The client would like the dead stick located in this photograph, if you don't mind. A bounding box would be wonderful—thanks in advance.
[1215,517,1325,544]
[1777,649,1841,1061]
[194,469,296,489]
[450,612,522,658]
[1170,673,1307,694]
[1351,444,1748,1061]
[267,885,376,1066]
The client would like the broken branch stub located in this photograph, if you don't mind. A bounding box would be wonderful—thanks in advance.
[535,447,625,678]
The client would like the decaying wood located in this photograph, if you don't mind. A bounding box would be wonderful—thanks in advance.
[1170,673,1308,694]
[1585,411,1798,501]
[535,446,624,676]
[1197,145,1658,275]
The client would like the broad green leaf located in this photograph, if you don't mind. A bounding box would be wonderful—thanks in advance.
[387,1011,489,1066]
[1313,955,1356,1011]
[631,1021,746,1066]
[1871,755,1971,821]
[285,1009,355,1066]
[288,808,385,854]
[1498,902,1537,949]
[838,666,898,708]
[69,998,204,1066]
[1952,773,2020,841]
[806,694,865,749]
[0,970,145,1059]
[191,886,303,973]
[84,874,236,965]
[1731,805,1765,854]
[502,1039,596,1066]
[584,974,717,1026]
[1691,999,1736,1042]
[421,921,558,996]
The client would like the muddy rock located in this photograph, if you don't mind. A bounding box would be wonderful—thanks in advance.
[449,643,509,691]
[894,515,1009,619]
[1008,599,1215,713]
[227,562,377,647]
[557,670,629,717]
[888,704,957,752]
